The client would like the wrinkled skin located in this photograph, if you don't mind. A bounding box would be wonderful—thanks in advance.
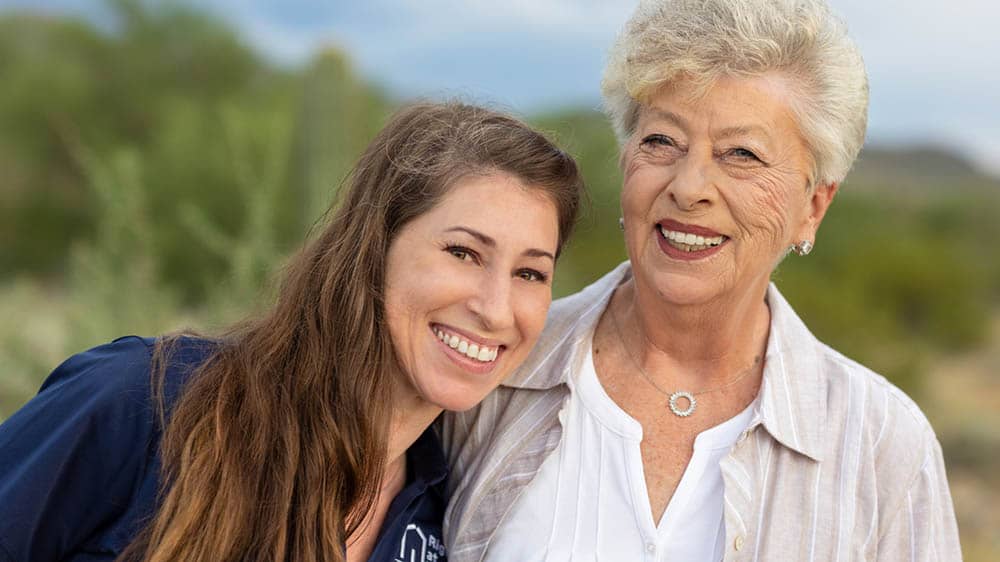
[620,73,838,310]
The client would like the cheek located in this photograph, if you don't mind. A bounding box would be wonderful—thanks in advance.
[622,162,665,212]
[384,279,442,346]
[383,292,415,365]
[514,290,552,347]
[728,176,799,246]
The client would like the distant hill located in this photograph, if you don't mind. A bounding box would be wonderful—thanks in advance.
[847,146,1000,194]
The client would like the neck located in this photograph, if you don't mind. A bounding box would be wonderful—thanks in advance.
[384,382,443,475]
[619,274,771,379]
[344,386,440,562]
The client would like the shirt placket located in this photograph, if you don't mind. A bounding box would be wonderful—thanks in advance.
[720,423,760,562]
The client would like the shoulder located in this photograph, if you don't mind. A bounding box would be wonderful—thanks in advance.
[810,345,960,545]
[31,336,158,416]
[819,344,936,450]
[35,335,216,413]
[767,284,938,480]
[0,336,213,559]
[4,335,218,438]
[815,343,941,498]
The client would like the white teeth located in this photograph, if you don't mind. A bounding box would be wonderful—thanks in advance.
[434,327,499,363]
[659,226,726,249]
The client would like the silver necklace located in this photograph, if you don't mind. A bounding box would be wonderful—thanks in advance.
[609,304,762,418]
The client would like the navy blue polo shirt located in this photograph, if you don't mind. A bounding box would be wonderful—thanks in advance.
[0,336,448,562]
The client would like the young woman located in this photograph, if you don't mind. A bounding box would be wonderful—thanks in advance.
[0,102,583,562]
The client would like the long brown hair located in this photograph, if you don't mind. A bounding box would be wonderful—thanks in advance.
[120,102,583,562]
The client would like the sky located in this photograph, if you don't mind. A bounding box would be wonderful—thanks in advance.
[4,0,999,176]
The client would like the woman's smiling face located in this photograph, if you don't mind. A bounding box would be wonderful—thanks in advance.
[383,171,560,412]
[620,73,838,306]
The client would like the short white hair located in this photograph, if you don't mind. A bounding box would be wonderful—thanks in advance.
[602,0,869,185]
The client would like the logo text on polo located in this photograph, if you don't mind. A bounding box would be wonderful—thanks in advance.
[395,523,446,562]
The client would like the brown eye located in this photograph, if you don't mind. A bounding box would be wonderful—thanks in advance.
[516,269,548,283]
[445,246,479,264]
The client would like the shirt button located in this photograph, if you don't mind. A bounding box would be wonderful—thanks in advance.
[734,535,746,551]
[740,429,751,442]
[646,542,656,553]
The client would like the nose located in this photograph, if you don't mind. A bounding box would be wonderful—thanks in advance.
[467,271,515,332]
[668,151,715,211]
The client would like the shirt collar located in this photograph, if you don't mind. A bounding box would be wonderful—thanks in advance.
[407,426,449,491]
[502,261,826,461]
[755,284,827,461]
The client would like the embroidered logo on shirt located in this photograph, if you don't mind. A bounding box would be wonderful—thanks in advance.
[394,523,446,562]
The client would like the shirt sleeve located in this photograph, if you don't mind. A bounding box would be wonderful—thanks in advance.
[0,336,159,562]
[877,435,963,561]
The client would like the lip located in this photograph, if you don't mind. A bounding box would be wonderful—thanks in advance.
[657,218,725,238]
[430,324,505,375]
[655,222,728,261]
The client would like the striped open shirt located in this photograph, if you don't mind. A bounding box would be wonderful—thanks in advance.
[439,262,961,561]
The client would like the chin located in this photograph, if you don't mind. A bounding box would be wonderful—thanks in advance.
[664,283,722,305]
[421,379,493,412]
[440,399,485,413]
[431,392,487,413]
[643,267,726,306]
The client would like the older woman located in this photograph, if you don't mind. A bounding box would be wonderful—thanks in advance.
[440,1,961,560]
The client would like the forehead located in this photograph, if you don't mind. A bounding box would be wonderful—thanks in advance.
[418,172,560,247]
[639,73,805,141]
[435,172,555,214]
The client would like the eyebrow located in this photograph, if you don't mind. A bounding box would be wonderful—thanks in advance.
[444,226,555,262]
[713,124,773,144]
[646,108,688,129]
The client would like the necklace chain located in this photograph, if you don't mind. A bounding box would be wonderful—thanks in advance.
[609,301,761,417]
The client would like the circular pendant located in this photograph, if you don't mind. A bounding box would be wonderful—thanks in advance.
[669,391,697,417]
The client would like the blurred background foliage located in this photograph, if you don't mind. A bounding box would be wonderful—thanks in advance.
[1,1,998,558]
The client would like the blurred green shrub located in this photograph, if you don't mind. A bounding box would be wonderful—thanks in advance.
[775,192,994,394]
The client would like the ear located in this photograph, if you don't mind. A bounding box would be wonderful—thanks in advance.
[797,181,839,241]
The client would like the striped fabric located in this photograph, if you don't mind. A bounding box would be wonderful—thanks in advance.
[439,262,961,561]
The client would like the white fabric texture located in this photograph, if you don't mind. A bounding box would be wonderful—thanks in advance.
[487,336,755,561]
